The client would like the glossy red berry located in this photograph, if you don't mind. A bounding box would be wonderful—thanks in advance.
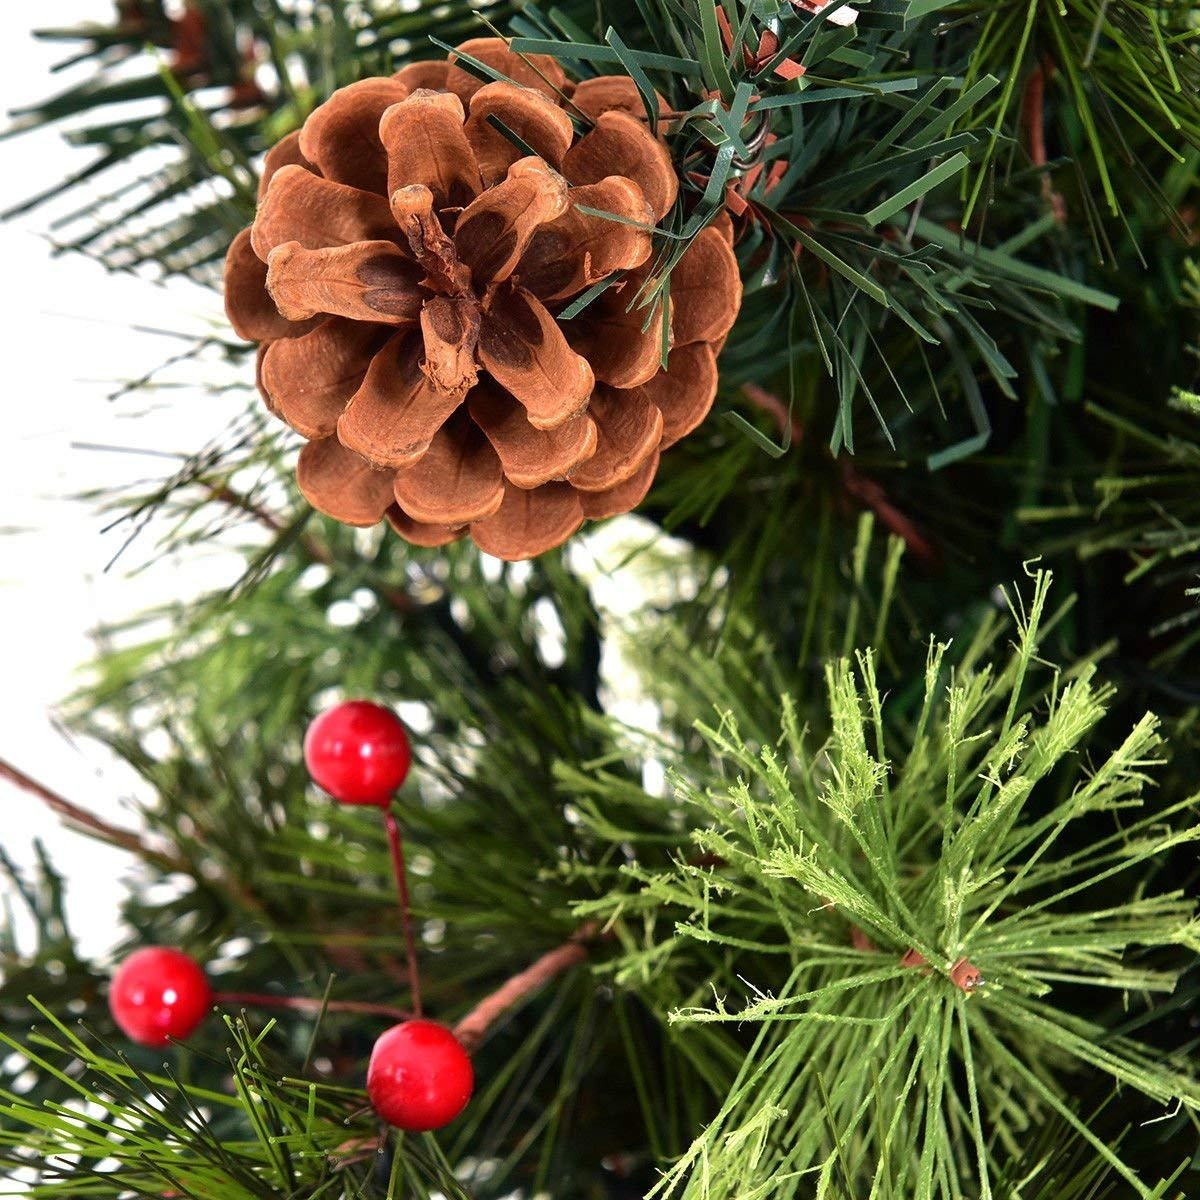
[108,947,212,1047]
[367,1020,474,1132]
[304,700,412,806]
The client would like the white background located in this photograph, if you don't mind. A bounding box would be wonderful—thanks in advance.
[0,1,249,961]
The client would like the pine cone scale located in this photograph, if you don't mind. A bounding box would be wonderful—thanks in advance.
[380,91,481,209]
[464,82,575,185]
[261,319,387,440]
[252,166,395,259]
[644,343,720,448]
[299,78,410,192]
[225,227,320,342]
[578,451,659,520]
[565,386,663,493]
[419,297,481,398]
[385,503,462,547]
[393,61,452,94]
[225,37,743,559]
[337,333,462,469]
[468,385,599,490]
[514,177,653,301]
[265,241,422,325]
[572,76,670,122]
[392,413,505,526]
[258,131,314,201]
[453,158,568,287]
[567,284,669,390]
[296,437,395,527]
[668,226,742,346]
[445,39,567,105]
[471,481,584,560]
[478,289,594,429]
[388,186,471,296]
[562,111,679,220]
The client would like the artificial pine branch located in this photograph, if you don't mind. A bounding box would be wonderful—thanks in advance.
[2,1,1199,1195]
[569,572,1200,1196]
[0,758,187,874]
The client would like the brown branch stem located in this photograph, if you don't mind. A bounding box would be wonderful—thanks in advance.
[200,479,414,613]
[740,384,937,566]
[1021,63,1048,171]
[1020,61,1066,225]
[201,481,285,534]
[743,382,797,443]
[0,756,272,917]
[0,757,189,874]
[453,923,598,1051]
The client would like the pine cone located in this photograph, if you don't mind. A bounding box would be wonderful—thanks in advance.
[224,38,741,560]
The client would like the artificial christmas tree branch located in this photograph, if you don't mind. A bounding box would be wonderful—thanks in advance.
[454,922,599,1051]
[3,0,1200,1194]
[583,575,1200,1196]
[0,756,187,874]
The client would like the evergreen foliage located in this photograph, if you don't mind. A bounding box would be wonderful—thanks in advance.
[3,0,1200,1196]
[575,574,1200,1196]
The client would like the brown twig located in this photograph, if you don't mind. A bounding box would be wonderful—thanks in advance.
[838,463,937,567]
[743,382,796,441]
[849,925,877,952]
[740,384,937,567]
[687,852,729,869]
[901,949,984,993]
[213,991,410,1020]
[200,479,414,613]
[1020,61,1066,225]
[0,757,189,874]
[0,755,273,918]
[200,478,332,568]
[454,923,598,1050]
[948,957,984,993]
[201,481,285,534]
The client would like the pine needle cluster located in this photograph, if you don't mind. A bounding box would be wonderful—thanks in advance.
[573,574,1200,1196]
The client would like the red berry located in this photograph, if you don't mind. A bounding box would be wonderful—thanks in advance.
[304,701,412,807]
[367,1020,474,1132]
[109,948,212,1047]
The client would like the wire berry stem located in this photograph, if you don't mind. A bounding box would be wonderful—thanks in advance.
[213,991,411,1020]
[303,701,423,1013]
[384,808,423,1018]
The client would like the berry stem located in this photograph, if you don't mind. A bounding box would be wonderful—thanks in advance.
[213,991,410,1020]
[453,922,598,1051]
[384,809,423,1018]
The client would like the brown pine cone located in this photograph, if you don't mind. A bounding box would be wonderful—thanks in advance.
[224,38,741,560]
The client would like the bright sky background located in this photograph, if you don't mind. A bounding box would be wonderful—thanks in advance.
[0,1,251,961]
